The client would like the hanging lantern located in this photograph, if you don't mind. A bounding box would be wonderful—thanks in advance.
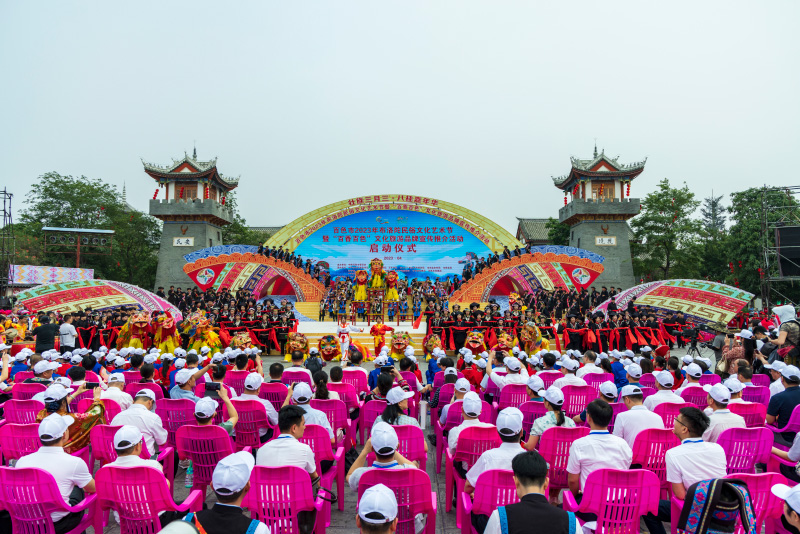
[204,185,210,199]
[179,187,185,199]
[564,194,567,206]
[221,196,226,206]
[599,184,604,197]
[153,189,159,200]
[626,182,630,197]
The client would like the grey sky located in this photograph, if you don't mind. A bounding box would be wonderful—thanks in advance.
[2,1,798,235]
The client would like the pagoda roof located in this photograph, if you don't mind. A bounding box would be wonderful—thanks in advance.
[141,152,240,190]
[552,150,646,189]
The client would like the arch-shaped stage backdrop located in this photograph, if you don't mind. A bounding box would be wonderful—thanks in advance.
[449,246,606,303]
[182,245,327,302]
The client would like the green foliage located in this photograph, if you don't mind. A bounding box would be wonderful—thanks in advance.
[221,191,265,246]
[699,194,729,283]
[545,217,570,246]
[631,178,701,280]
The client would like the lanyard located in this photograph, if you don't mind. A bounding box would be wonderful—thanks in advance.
[373,462,399,469]
[589,431,609,435]
[683,439,704,444]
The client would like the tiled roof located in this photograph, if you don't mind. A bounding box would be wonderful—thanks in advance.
[249,226,283,235]
[515,218,551,242]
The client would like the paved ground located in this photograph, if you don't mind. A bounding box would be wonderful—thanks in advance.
[92,348,697,533]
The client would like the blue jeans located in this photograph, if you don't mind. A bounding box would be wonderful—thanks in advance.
[642,499,671,534]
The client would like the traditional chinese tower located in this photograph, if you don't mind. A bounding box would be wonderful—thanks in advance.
[552,146,646,290]
[143,149,239,290]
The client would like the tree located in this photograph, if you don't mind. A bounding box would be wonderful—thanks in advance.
[630,178,701,280]
[699,194,729,283]
[221,191,265,246]
[545,217,570,246]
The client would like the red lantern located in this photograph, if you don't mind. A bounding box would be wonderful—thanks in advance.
[599,184,604,197]
[204,185,210,199]
[221,196,226,206]
[738,260,742,268]
[626,183,630,197]
[153,189,159,200]
[179,187,185,199]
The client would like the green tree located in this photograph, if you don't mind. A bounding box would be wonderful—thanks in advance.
[631,178,701,280]
[699,194,729,283]
[545,217,570,246]
[221,191,265,246]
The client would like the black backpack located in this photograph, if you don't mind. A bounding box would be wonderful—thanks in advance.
[304,356,323,376]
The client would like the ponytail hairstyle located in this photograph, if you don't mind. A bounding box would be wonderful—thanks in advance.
[599,359,613,374]
[546,399,566,426]
[161,359,172,383]
[313,371,330,400]
[668,356,682,384]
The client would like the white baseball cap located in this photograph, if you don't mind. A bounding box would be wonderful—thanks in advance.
[444,367,457,377]
[358,483,398,524]
[462,391,482,417]
[506,357,522,372]
[526,375,545,395]
[703,383,731,404]
[212,451,256,496]
[200,346,211,354]
[174,368,194,385]
[70,354,83,365]
[765,361,787,371]
[108,374,125,384]
[512,347,520,355]
[475,359,487,369]
[619,384,643,398]
[53,376,72,388]
[542,386,565,406]
[374,356,388,366]
[135,389,156,402]
[723,376,745,394]
[685,363,703,378]
[113,357,126,368]
[144,354,157,364]
[33,361,59,374]
[561,359,579,371]
[211,353,225,363]
[292,383,313,403]
[782,365,800,383]
[454,378,470,393]
[245,373,264,391]
[195,397,219,418]
[599,381,618,400]
[371,422,399,455]
[496,407,524,436]
[113,425,143,450]
[735,329,753,339]
[626,364,643,379]
[386,386,414,406]
[640,346,653,353]
[404,346,415,357]
[42,384,70,403]
[174,358,187,369]
[655,370,675,387]
[624,350,635,358]
[38,413,74,440]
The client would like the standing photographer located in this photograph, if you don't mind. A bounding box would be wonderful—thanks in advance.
[708,322,731,372]
[772,305,800,367]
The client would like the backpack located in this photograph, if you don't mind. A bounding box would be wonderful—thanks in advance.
[305,357,323,376]
[676,478,756,534]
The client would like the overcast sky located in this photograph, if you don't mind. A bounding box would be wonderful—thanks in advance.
[1,1,797,235]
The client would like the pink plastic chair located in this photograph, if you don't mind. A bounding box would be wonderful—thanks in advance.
[434,400,494,473]
[640,386,657,400]
[0,423,45,463]
[767,403,800,443]
[494,383,528,411]
[538,371,561,390]
[679,386,709,409]
[751,374,771,388]
[562,385,595,417]
[445,425,503,525]
[366,424,427,467]
[192,383,225,424]
[638,373,656,389]
[297,424,345,514]
[122,370,141,387]
[311,398,355,451]
[176,424,250,495]
[433,370,465,389]
[607,401,628,432]
[12,382,46,400]
[12,371,34,383]
[245,466,328,534]
[360,399,387,444]
[482,376,501,403]
[94,465,203,534]
[0,466,97,534]
[155,398,195,449]
[538,426,590,492]
[282,369,314,389]
[357,468,438,534]
[259,381,289,413]
[742,386,770,405]
[328,382,362,414]
[459,469,516,534]
[631,428,681,497]
[725,472,787,534]
[717,426,773,474]
[654,402,697,428]
[68,390,93,413]
[729,402,767,427]
[699,374,721,386]
[124,382,165,400]
[224,369,250,395]
[224,398,273,451]
[0,399,44,424]
[584,372,615,392]
[563,468,660,533]
[401,371,420,392]
[78,397,121,423]
[341,370,369,394]
[89,424,175,489]
[430,383,456,425]
[520,401,548,439]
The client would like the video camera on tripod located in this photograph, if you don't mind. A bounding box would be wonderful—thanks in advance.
[671,325,711,351]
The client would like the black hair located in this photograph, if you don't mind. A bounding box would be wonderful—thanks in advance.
[129,354,144,369]
[500,431,521,443]
[214,487,248,504]
[291,350,304,362]
[359,519,395,534]
[186,354,199,366]
[269,362,284,378]
[329,366,343,382]
[445,373,458,385]
[350,352,363,365]
[40,316,50,324]
[545,398,566,426]
[40,436,62,446]
[212,364,227,381]
[439,357,454,369]
[511,450,548,487]
[376,373,393,396]
[599,359,613,374]
[67,366,86,381]
[81,354,97,371]
[737,363,753,380]
[695,360,709,374]
[381,403,406,426]
[752,325,767,335]
[655,356,666,369]
[624,393,644,402]
[313,371,330,400]
[278,405,306,433]
[679,406,710,437]
[399,358,414,371]
[586,399,613,428]
[667,356,682,384]
[640,359,654,374]
[160,359,172,383]
[140,363,155,380]
[115,442,139,455]
[235,354,248,370]
[542,353,556,368]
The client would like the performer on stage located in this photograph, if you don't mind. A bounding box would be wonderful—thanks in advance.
[385,270,400,301]
[337,318,363,362]
[370,318,394,354]
[116,312,152,350]
[353,269,368,302]
[152,311,180,353]
[368,258,387,289]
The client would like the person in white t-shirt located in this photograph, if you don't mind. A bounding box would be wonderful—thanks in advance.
[16,413,96,531]
[485,355,527,389]
[100,374,134,410]
[464,407,526,495]
[235,373,279,442]
[675,363,704,393]
[702,383,746,442]
[440,378,471,425]
[723,376,750,405]
[576,351,604,379]
[644,370,685,411]
[448,392,495,474]
[256,405,319,484]
[553,358,588,389]
[58,315,78,353]
[347,422,418,490]
[767,361,787,398]
[613,384,663,448]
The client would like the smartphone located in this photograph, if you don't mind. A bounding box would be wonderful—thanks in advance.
[204,382,221,398]
[381,365,394,374]
[86,382,100,389]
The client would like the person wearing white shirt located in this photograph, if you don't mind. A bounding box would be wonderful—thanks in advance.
[644,370,685,411]
[342,352,370,377]
[110,389,169,458]
[100,374,134,410]
[286,351,313,378]
[552,359,588,389]
[256,405,319,481]
[281,382,334,442]
[723,376,750,405]
[613,384,663,448]
[525,386,576,450]
[486,355,528,390]
[675,363,704,394]
[567,399,632,499]
[642,406,727,534]
[16,413,95,530]
[576,351,604,379]
[440,378,471,425]
[58,315,78,353]
[767,361,787,398]
[448,392,495,474]
[465,407,526,494]
[235,373,279,441]
[346,422,418,491]
[701,383,746,442]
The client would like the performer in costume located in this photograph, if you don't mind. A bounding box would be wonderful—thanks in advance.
[152,311,180,353]
[116,312,151,350]
[183,311,223,353]
[518,321,548,353]
[353,270,368,302]
[336,319,363,362]
[385,270,400,301]
[368,258,386,289]
[283,332,310,361]
[388,330,414,360]
[370,318,394,354]
[318,334,341,362]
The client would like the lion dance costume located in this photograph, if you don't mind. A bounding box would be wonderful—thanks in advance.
[369,258,386,289]
[152,312,181,353]
[385,271,400,302]
[354,270,368,302]
[389,331,414,359]
[283,332,310,362]
[318,334,341,362]
[183,311,223,353]
[116,312,152,350]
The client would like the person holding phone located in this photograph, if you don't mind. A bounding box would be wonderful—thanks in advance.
[35,382,106,454]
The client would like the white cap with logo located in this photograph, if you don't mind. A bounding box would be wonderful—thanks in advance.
[358,483,398,524]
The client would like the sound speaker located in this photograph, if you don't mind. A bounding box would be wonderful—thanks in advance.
[776,226,800,276]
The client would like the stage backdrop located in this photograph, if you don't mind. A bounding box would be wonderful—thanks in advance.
[10,265,94,285]
[273,195,521,280]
